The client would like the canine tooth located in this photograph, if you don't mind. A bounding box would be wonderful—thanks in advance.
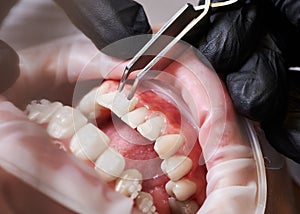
[136,192,157,214]
[26,99,63,124]
[76,85,108,119]
[165,179,197,201]
[94,148,125,182]
[154,134,184,159]
[96,91,117,109]
[111,92,138,117]
[161,155,192,181]
[69,123,110,161]
[47,106,88,139]
[121,107,148,128]
[168,197,199,214]
[137,115,165,141]
[115,169,142,199]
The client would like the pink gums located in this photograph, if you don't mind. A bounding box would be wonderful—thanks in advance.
[95,80,207,213]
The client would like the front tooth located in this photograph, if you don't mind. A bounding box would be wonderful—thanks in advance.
[137,115,165,141]
[136,192,157,214]
[115,169,142,199]
[111,92,138,117]
[26,99,63,124]
[154,134,184,159]
[165,179,197,201]
[96,91,117,109]
[94,148,125,182]
[76,85,109,119]
[69,123,110,161]
[161,155,192,181]
[47,106,88,139]
[121,107,148,128]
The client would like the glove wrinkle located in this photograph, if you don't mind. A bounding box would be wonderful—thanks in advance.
[54,0,151,53]
[197,3,262,73]
[227,33,287,124]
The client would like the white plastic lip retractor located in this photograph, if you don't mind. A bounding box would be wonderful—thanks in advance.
[118,0,239,100]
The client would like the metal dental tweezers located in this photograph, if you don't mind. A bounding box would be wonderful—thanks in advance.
[118,0,238,100]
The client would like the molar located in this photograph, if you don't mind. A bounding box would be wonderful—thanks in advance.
[111,92,138,117]
[137,115,165,141]
[136,192,158,214]
[168,197,199,214]
[26,99,63,124]
[47,106,88,139]
[161,155,192,181]
[121,107,148,129]
[69,123,110,161]
[115,169,142,199]
[165,179,197,201]
[154,134,184,159]
[94,148,125,182]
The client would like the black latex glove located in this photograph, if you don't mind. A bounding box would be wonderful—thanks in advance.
[191,0,300,163]
[54,0,152,52]
[0,0,20,93]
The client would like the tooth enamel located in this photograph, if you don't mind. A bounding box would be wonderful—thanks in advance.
[96,91,117,109]
[136,192,157,214]
[137,115,165,141]
[26,99,63,124]
[161,155,192,181]
[47,106,88,139]
[94,148,125,182]
[154,134,184,159]
[111,92,138,117]
[168,197,199,214]
[165,179,197,201]
[69,123,110,161]
[121,107,148,129]
[115,169,143,199]
[76,85,108,119]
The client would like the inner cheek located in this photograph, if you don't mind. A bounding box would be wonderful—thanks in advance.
[25,79,207,214]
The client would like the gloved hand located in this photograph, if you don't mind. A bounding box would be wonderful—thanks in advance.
[185,0,300,163]
[54,0,152,51]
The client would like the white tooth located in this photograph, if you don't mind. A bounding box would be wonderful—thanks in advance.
[76,85,108,119]
[121,107,148,129]
[69,123,110,161]
[115,169,143,199]
[165,179,197,201]
[111,92,138,117]
[168,198,200,214]
[96,91,117,109]
[154,134,184,159]
[47,106,88,139]
[136,192,157,214]
[137,115,165,141]
[161,155,192,181]
[26,99,63,124]
[94,148,125,182]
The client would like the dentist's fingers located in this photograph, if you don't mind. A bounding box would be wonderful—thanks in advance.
[0,97,133,214]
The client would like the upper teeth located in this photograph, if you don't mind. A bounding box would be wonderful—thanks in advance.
[69,123,110,161]
[154,134,184,159]
[94,148,126,182]
[137,115,165,141]
[161,155,192,181]
[96,91,117,109]
[121,107,149,129]
[26,99,63,124]
[47,106,88,139]
[111,92,138,117]
[165,179,197,201]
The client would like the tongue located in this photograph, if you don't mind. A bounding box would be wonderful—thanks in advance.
[96,82,207,213]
